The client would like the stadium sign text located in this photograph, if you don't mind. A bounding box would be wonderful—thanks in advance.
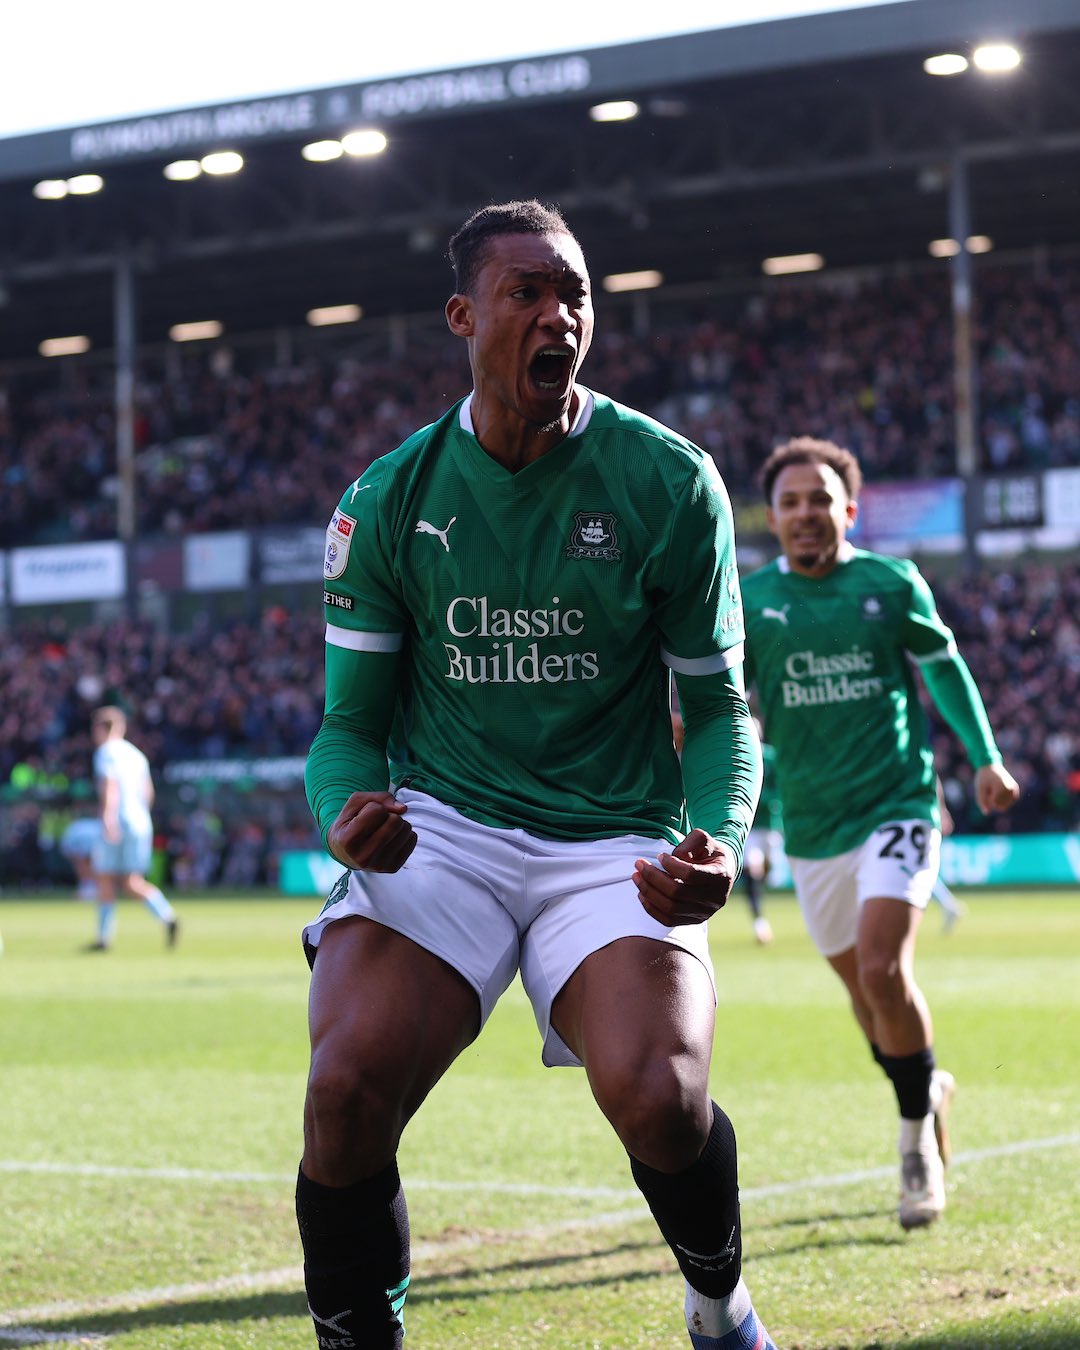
[71,96,318,162]
[360,56,592,120]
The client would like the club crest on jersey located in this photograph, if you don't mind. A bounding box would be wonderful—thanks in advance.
[566,512,621,561]
[324,508,357,580]
[862,595,884,620]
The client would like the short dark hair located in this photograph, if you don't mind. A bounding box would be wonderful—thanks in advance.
[759,436,863,503]
[448,200,574,294]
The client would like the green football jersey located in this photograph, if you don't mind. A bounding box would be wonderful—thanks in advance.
[321,390,744,844]
[742,544,955,857]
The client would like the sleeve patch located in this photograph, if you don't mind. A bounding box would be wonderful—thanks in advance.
[324,508,357,580]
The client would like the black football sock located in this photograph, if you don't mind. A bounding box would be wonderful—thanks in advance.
[296,1162,410,1349]
[876,1046,935,1119]
[630,1100,742,1299]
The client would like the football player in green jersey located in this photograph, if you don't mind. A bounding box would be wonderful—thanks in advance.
[295,201,780,1350]
[742,437,1019,1231]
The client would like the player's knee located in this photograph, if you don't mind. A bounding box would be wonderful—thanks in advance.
[304,1055,404,1156]
[595,1057,709,1170]
[857,953,908,1008]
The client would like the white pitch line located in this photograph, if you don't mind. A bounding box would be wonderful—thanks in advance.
[0,1160,633,1200]
[2,1131,1078,1344]
[2,1131,1078,1199]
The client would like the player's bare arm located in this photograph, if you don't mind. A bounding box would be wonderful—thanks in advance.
[974,762,1021,815]
[633,830,737,926]
[326,791,417,873]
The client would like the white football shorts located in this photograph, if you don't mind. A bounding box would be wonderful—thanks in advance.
[787,818,942,958]
[302,787,715,1068]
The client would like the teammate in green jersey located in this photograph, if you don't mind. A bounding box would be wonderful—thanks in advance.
[742,437,1019,1231]
[295,201,780,1350]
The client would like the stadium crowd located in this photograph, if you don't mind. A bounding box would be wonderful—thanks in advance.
[2,256,1080,549]
[2,252,1078,889]
[1,556,1077,891]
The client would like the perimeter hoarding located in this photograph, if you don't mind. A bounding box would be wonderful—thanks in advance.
[278,833,1080,896]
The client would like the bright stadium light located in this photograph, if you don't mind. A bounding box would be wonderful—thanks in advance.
[169,320,224,342]
[67,173,104,195]
[201,150,244,175]
[973,43,1022,72]
[33,179,68,200]
[307,304,363,326]
[589,100,639,122]
[341,129,387,157]
[929,236,994,258]
[602,269,663,293]
[39,335,91,356]
[923,53,969,76]
[164,159,202,181]
[302,140,345,162]
[762,252,825,276]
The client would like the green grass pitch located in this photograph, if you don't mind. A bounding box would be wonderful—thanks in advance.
[1,890,1077,1348]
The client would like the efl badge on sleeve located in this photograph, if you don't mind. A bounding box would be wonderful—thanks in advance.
[324,508,357,579]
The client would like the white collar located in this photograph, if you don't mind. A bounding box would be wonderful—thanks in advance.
[459,387,594,438]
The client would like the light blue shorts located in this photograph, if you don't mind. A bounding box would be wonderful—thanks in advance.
[93,825,153,877]
[302,788,715,1068]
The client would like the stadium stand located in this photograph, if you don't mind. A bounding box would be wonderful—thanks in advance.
[2,0,1078,890]
[3,257,1080,548]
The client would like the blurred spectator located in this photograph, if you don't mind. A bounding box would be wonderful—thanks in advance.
[3,256,1079,548]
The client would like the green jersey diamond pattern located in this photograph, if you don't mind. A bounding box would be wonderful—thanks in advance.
[322,392,743,843]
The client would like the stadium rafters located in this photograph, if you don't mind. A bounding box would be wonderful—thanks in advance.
[0,0,1078,362]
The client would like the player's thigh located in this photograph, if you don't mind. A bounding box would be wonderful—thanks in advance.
[520,833,715,1068]
[551,936,715,1084]
[787,848,861,958]
[308,915,481,1111]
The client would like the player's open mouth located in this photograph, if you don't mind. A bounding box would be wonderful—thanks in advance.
[529,346,574,392]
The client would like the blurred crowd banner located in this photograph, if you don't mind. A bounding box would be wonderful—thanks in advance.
[278,833,1080,897]
[4,470,1080,609]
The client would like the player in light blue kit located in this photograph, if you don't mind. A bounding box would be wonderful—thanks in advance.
[59,812,103,900]
[89,706,178,951]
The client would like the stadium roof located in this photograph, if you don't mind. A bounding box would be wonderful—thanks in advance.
[1,0,1078,364]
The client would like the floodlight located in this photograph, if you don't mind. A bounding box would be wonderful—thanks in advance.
[341,129,388,157]
[201,151,244,175]
[973,44,1021,72]
[169,320,224,342]
[762,253,824,276]
[303,140,345,162]
[602,270,663,293]
[164,160,202,181]
[929,236,994,258]
[307,304,363,326]
[67,174,104,195]
[923,53,969,76]
[33,179,68,200]
[39,335,91,356]
[589,101,639,123]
